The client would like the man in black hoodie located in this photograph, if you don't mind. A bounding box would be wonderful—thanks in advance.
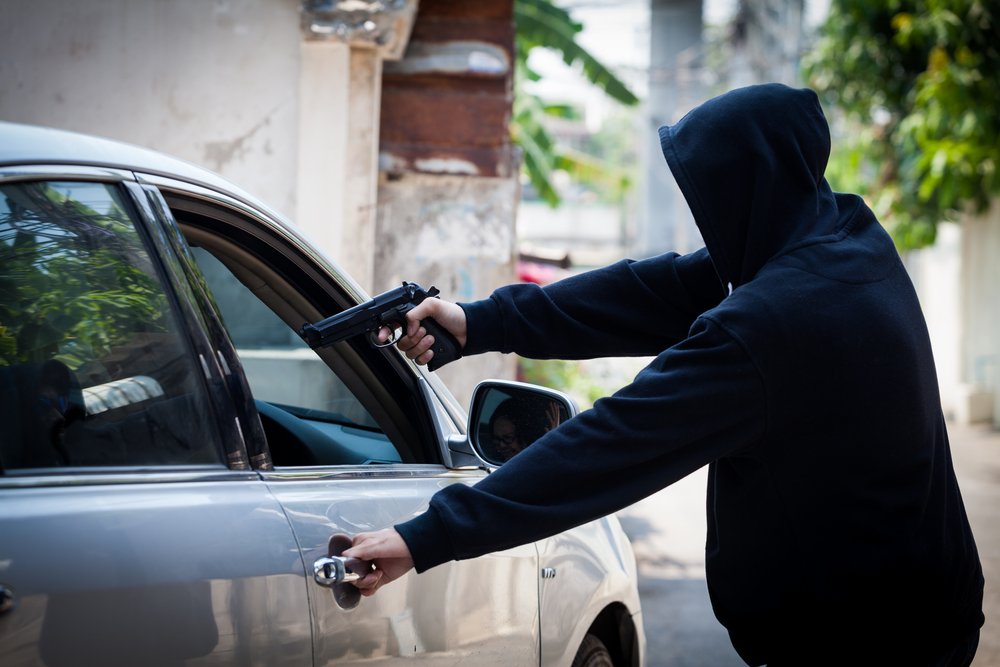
[344,84,984,665]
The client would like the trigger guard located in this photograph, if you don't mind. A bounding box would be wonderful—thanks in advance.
[370,327,400,348]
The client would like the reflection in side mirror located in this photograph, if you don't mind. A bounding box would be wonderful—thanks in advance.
[468,381,577,466]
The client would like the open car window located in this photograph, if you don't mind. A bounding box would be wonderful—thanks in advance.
[188,245,403,466]
[162,193,441,468]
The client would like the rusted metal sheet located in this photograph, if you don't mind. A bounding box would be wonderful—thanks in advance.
[381,84,510,147]
[379,0,515,178]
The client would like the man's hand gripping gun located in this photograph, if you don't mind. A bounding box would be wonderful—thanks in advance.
[300,282,462,371]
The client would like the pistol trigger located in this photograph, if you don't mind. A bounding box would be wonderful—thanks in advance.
[370,326,401,348]
[427,286,440,298]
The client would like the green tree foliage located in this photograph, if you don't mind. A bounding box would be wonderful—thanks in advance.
[803,0,1000,248]
[518,357,608,408]
[513,0,639,206]
[0,183,168,369]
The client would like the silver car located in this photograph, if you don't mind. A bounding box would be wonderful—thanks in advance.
[0,122,644,666]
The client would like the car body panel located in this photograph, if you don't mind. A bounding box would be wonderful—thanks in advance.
[264,468,539,665]
[538,518,644,666]
[0,474,312,666]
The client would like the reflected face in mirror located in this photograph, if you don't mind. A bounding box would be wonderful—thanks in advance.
[491,414,524,461]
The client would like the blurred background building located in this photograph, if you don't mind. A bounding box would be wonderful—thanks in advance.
[0,0,996,424]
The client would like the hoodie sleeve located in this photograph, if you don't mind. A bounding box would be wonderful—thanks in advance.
[460,248,725,358]
[396,317,765,572]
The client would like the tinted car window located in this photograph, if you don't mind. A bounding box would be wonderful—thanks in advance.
[0,181,223,470]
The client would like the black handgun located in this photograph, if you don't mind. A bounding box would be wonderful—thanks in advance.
[300,282,462,371]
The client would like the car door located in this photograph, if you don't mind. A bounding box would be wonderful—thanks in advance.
[0,172,312,665]
[146,176,542,666]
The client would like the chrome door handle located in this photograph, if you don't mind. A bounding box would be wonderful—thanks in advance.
[313,556,362,586]
[314,533,375,609]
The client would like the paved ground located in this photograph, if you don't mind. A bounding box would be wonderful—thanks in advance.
[616,420,1000,666]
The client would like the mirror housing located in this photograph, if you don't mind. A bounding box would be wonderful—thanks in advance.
[468,380,578,467]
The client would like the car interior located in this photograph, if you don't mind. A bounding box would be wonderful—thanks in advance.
[168,196,443,469]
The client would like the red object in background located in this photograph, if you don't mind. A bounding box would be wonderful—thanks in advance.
[517,261,560,285]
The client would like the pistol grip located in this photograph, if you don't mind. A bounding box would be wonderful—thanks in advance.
[420,317,463,371]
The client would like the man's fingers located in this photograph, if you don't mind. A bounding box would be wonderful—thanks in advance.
[343,528,411,559]
[381,296,467,357]
[396,326,426,353]
[341,529,415,596]
[395,327,438,366]
[406,334,435,361]
[342,540,372,560]
[354,570,382,592]
[402,300,437,338]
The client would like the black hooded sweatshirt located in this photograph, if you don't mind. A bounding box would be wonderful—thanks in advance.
[395,84,984,664]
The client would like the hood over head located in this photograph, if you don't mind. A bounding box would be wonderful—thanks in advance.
[659,84,841,287]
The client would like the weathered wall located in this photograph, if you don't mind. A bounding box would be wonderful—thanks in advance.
[0,0,420,291]
[375,175,518,405]
[296,41,382,287]
[0,0,302,219]
[376,0,518,408]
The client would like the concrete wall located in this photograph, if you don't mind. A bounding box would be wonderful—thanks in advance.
[0,0,405,290]
[375,174,518,409]
[297,41,384,288]
[0,0,302,219]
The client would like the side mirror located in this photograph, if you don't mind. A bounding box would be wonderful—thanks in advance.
[468,380,578,466]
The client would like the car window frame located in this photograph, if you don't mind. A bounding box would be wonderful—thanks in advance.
[125,182,267,470]
[138,174,451,469]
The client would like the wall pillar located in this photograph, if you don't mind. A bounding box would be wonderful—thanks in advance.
[297,0,418,292]
[295,43,383,291]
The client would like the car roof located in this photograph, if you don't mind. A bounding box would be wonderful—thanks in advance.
[0,120,280,220]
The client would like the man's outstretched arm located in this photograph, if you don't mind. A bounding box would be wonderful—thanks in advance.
[389,248,726,368]
[348,317,765,586]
